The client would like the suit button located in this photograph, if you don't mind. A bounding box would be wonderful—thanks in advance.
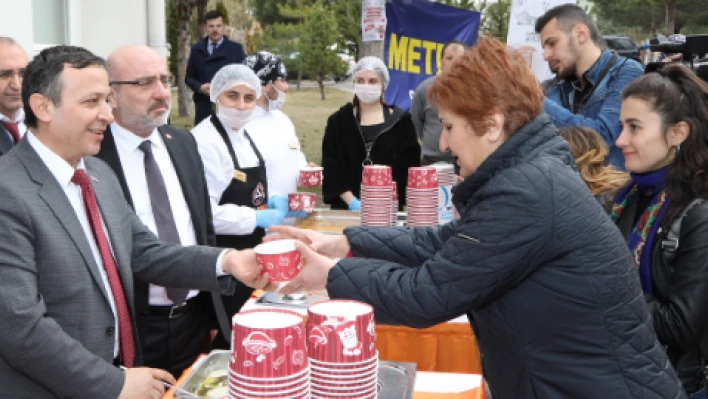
[140,311,148,318]
[106,326,115,336]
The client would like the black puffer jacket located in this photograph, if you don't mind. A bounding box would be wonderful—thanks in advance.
[616,193,708,393]
[327,115,686,399]
[321,102,421,210]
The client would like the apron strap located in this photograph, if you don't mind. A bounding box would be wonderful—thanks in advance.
[210,113,242,170]
[243,130,265,165]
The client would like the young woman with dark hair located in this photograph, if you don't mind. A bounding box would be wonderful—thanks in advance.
[613,63,708,398]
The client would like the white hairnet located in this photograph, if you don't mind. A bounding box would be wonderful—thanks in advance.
[210,65,262,103]
[352,56,390,88]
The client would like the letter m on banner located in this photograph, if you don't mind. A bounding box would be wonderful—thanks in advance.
[384,0,480,110]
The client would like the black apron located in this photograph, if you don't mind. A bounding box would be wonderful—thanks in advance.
[210,114,268,348]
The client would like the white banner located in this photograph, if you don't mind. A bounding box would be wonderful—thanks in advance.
[362,0,387,42]
[506,0,576,82]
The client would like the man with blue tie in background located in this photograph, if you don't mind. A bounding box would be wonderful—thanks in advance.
[186,9,246,126]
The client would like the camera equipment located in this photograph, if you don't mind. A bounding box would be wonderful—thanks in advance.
[646,34,708,82]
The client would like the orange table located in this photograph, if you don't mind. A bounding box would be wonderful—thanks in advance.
[163,358,485,399]
[375,322,481,374]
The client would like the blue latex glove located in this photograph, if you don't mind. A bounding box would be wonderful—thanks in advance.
[255,209,286,229]
[267,195,289,214]
[348,197,361,211]
[289,210,308,218]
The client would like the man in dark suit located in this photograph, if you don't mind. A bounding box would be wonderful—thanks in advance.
[0,45,272,398]
[186,10,246,125]
[100,45,240,378]
[0,36,29,156]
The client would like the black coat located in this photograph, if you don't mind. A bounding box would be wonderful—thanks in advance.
[327,115,686,398]
[321,103,421,210]
[616,193,708,393]
[185,37,246,123]
[96,125,233,347]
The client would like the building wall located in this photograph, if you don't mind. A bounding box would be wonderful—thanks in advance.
[0,0,165,59]
[80,0,149,58]
[0,0,35,56]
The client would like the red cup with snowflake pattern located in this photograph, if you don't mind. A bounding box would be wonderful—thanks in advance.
[306,300,377,364]
[229,308,308,379]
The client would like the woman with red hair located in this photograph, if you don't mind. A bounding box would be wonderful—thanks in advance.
[268,38,684,398]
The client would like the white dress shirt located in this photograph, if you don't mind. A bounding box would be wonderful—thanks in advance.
[1,107,27,141]
[26,131,120,357]
[111,123,200,306]
[191,116,258,235]
[245,106,308,197]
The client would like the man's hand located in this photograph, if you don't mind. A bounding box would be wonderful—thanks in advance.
[199,83,211,95]
[279,240,337,295]
[266,226,350,258]
[222,249,278,291]
[118,368,175,399]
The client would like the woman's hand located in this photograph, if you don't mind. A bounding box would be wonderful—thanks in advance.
[266,226,351,258]
[279,240,337,294]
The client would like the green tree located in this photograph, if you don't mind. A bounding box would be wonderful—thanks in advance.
[483,0,510,41]
[590,0,708,37]
[298,1,346,100]
[215,0,230,25]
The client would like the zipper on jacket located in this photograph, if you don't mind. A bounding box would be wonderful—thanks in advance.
[357,114,402,165]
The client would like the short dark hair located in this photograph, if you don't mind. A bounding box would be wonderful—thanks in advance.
[535,4,603,47]
[622,64,708,218]
[22,45,105,128]
[441,40,467,58]
[203,10,224,23]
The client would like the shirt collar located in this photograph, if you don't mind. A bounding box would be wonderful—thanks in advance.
[211,37,224,47]
[26,130,87,187]
[111,122,163,153]
[0,108,25,124]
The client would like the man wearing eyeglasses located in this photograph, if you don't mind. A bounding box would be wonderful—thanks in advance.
[0,37,28,156]
[97,45,234,379]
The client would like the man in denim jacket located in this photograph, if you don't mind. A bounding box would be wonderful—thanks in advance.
[536,4,644,169]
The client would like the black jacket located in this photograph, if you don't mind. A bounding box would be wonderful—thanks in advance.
[96,125,233,347]
[327,115,685,398]
[616,193,708,393]
[185,37,246,105]
[321,103,421,209]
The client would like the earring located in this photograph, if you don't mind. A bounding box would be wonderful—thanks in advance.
[674,144,681,156]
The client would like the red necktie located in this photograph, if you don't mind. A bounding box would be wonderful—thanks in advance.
[2,121,20,144]
[71,170,135,367]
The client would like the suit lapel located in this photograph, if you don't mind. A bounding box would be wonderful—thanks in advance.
[15,139,111,302]
[87,159,135,309]
[158,126,205,242]
[97,126,134,208]
[0,124,13,155]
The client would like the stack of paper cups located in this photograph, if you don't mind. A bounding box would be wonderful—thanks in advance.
[361,165,394,227]
[432,163,456,225]
[406,166,439,227]
[390,181,398,227]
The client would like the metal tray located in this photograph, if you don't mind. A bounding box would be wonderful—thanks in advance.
[176,350,416,399]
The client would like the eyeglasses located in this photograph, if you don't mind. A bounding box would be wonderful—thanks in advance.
[110,74,175,88]
[0,69,25,81]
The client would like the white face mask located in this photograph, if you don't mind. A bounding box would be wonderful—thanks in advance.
[217,101,254,130]
[267,86,287,111]
[354,84,382,104]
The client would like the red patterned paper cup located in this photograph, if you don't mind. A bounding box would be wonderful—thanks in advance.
[229,368,309,389]
[311,375,377,391]
[307,300,377,363]
[229,384,310,398]
[288,193,317,212]
[407,166,439,189]
[361,165,392,187]
[299,167,323,188]
[230,309,308,378]
[229,366,309,383]
[228,379,309,396]
[310,385,377,398]
[254,239,303,283]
